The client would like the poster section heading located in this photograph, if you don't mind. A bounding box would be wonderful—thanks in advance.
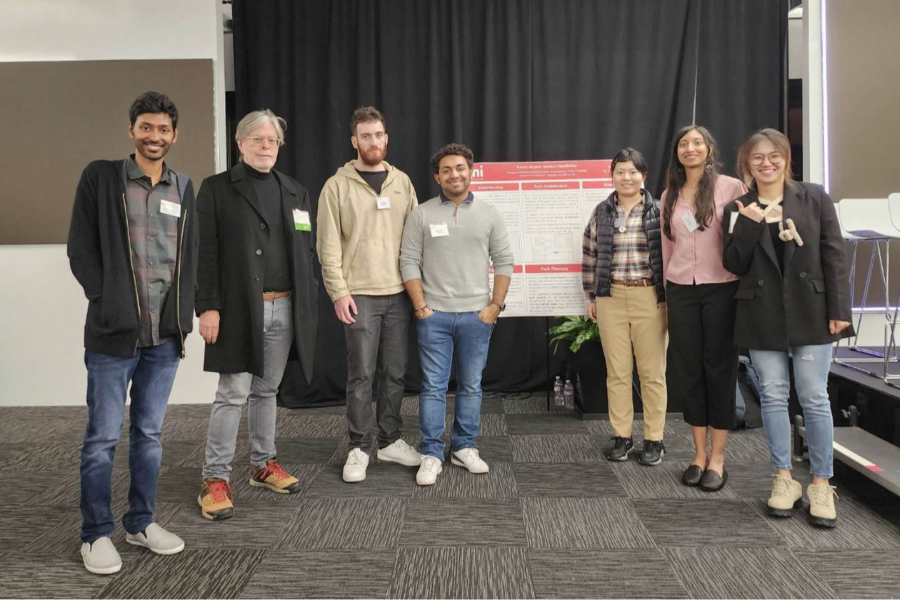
[472,160,613,317]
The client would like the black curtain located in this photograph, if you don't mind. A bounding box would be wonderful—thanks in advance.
[233,0,789,406]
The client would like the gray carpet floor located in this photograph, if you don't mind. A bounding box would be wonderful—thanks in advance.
[2,394,900,599]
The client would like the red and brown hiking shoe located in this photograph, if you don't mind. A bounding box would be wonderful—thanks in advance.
[250,458,303,494]
[197,478,234,521]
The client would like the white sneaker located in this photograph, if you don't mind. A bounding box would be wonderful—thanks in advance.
[343,448,370,483]
[451,448,489,474]
[416,456,443,486]
[81,536,122,575]
[125,523,185,555]
[377,439,422,467]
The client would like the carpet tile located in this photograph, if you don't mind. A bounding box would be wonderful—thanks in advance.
[528,548,689,598]
[389,547,534,599]
[633,498,786,548]
[400,499,527,547]
[662,547,839,599]
[274,498,406,550]
[239,550,397,599]
[513,462,627,498]
[522,497,655,549]
[510,434,604,463]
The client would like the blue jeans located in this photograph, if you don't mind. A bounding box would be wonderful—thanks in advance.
[417,311,493,459]
[80,339,180,543]
[749,344,834,479]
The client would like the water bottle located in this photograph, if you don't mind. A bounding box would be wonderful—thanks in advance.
[563,379,575,410]
[553,376,564,406]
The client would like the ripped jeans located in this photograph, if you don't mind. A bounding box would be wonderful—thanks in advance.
[749,344,834,479]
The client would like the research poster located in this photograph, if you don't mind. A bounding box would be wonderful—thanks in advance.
[471,160,613,317]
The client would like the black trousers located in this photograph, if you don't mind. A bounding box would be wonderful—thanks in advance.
[666,280,739,429]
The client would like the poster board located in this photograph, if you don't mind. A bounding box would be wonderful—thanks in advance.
[473,160,613,317]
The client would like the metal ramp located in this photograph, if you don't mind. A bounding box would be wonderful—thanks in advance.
[795,408,900,497]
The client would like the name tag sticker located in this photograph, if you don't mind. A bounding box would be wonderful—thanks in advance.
[430,222,450,238]
[729,211,739,234]
[376,196,391,210]
[293,209,312,231]
[682,211,700,233]
[614,217,626,233]
[159,199,181,218]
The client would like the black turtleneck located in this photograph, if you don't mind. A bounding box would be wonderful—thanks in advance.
[247,165,292,292]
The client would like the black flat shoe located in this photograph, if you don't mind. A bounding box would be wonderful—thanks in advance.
[681,464,704,487]
[700,467,728,492]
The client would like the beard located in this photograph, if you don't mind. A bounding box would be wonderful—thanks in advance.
[358,145,387,167]
[135,139,171,161]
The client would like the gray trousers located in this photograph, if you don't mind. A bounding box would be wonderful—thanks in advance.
[203,297,293,481]
[344,292,411,450]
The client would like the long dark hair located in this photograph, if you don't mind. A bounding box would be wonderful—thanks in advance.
[662,125,721,241]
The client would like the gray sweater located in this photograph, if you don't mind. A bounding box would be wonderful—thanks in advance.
[400,194,515,312]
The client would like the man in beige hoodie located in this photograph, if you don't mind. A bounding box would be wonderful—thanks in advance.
[316,107,421,482]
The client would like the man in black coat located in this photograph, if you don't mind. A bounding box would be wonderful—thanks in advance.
[195,109,318,520]
[68,91,196,574]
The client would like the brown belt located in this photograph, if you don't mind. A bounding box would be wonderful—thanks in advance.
[262,291,292,300]
[611,279,652,287]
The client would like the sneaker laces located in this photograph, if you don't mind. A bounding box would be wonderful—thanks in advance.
[394,439,414,452]
[207,480,231,502]
[261,460,291,481]
[422,456,441,472]
[771,475,793,497]
[457,448,480,460]
[809,484,838,506]
[346,449,364,466]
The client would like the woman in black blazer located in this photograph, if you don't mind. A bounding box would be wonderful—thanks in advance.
[723,129,852,529]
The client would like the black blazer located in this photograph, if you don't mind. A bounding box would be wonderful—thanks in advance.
[196,163,318,382]
[722,181,853,351]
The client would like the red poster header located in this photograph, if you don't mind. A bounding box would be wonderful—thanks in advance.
[522,181,580,191]
[583,180,614,189]
[525,264,582,274]
[471,160,611,182]
[470,183,520,192]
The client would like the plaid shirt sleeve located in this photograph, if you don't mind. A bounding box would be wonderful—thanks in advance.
[582,212,598,302]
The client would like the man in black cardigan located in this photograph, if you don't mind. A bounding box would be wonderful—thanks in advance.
[67,91,197,575]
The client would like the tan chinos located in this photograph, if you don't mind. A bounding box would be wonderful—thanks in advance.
[595,283,668,440]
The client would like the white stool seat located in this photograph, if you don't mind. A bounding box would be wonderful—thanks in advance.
[839,198,900,240]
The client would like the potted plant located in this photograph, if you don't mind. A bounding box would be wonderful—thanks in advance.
[548,316,641,418]
[549,316,607,416]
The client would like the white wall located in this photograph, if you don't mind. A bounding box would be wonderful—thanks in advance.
[0,0,225,406]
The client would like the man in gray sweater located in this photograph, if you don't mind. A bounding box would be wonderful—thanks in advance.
[400,143,515,485]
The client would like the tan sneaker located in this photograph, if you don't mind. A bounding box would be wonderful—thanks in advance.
[198,478,235,521]
[250,459,303,494]
[767,474,803,517]
[807,483,838,528]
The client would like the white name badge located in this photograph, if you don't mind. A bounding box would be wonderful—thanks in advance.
[430,222,450,238]
[729,211,739,234]
[614,217,626,233]
[159,199,181,218]
[376,196,391,210]
[682,211,700,233]
[293,209,312,231]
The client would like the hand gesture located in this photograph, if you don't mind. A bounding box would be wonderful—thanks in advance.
[735,200,766,223]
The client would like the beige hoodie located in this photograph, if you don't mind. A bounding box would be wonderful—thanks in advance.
[316,161,418,301]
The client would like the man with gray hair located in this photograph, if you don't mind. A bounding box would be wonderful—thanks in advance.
[317,106,421,483]
[195,109,318,519]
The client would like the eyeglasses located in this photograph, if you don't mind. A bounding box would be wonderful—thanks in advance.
[749,152,785,166]
[246,136,281,147]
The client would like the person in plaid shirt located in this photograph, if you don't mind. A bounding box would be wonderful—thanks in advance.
[67,91,197,575]
[582,148,668,466]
